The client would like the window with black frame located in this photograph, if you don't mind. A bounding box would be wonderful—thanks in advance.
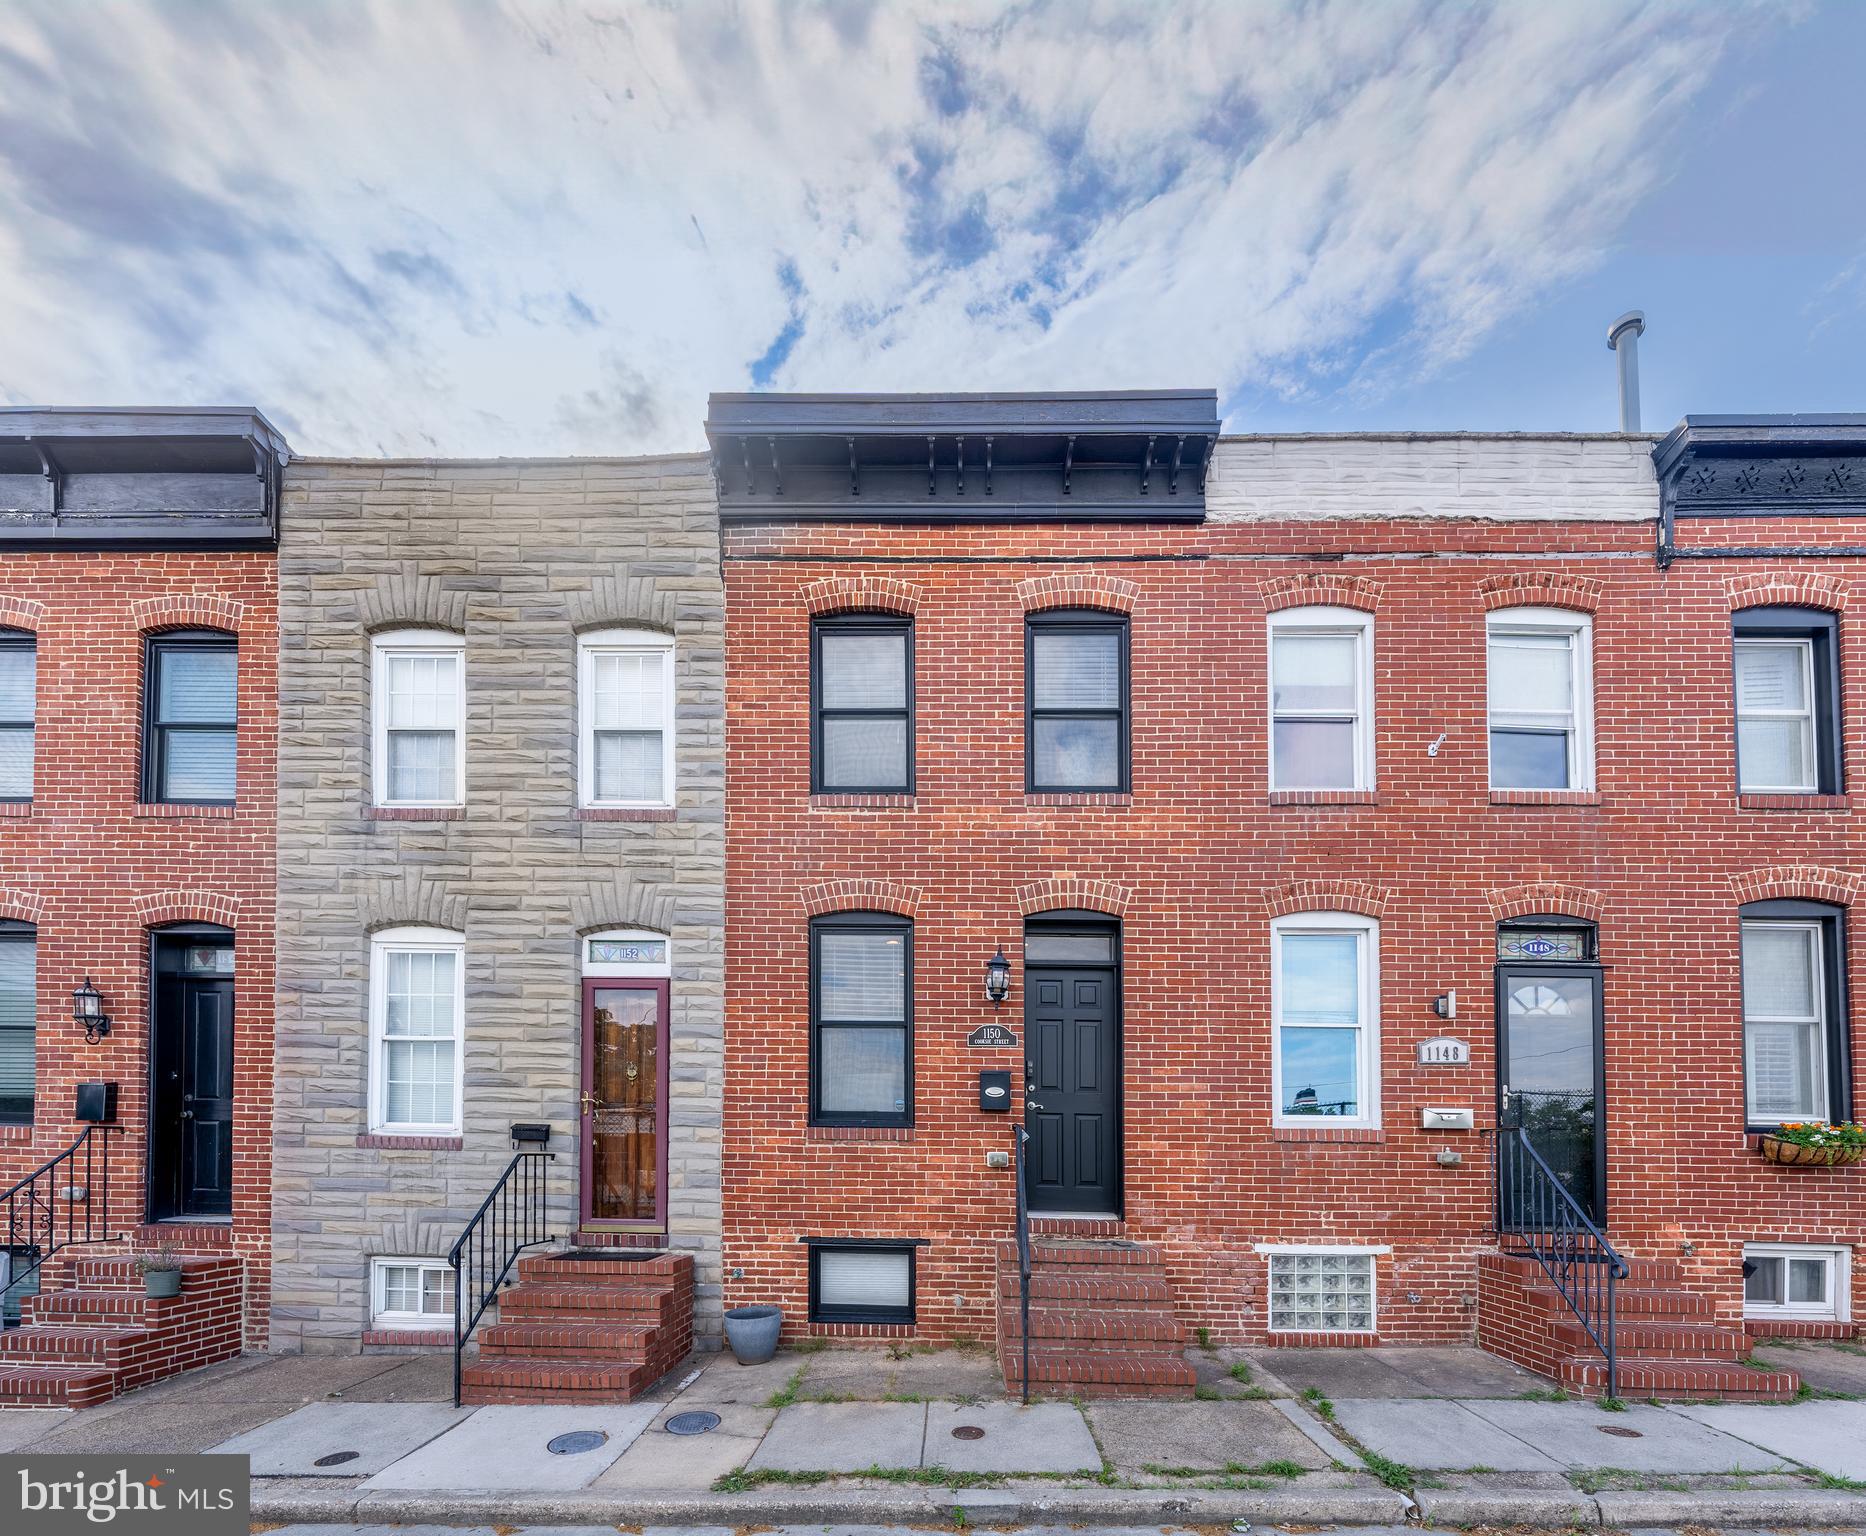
[810,912,911,1127]
[0,921,34,1125]
[144,632,237,804]
[812,615,913,793]
[1739,900,1850,1128]
[808,1240,917,1324]
[1026,609,1129,792]
[1733,607,1842,796]
[0,630,34,803]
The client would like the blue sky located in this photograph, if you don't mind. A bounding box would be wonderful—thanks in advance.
[1,1,1860,456]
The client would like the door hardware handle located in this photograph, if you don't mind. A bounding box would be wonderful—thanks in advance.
[179,1109,194,1120]
[580,1092,602,1115]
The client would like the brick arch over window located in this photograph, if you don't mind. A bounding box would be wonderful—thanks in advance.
[1015,573,1139,616]
[1731,864,1861,908]
[800,878,921,918]
[1016,877,1132,917]
[1478,573,1602,614]
[133,889,242,929]
[1725,573,1849,615]
[1262,878,1390,921]
[354,873,469,934]
[0,887,45,925]
[1485,882,1605,923]
[565,576,680,634]
[1259,574,1383,614]
[354,567,469,635]
[131,594,245,634]
[800,575,925,618]
[0,595,46,633]
[570,874,677,935]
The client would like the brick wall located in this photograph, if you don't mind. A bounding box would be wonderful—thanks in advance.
[721,449,1866,1347]
[0,553,276,1346]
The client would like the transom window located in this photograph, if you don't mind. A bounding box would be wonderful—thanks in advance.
[1026,609,1129,793]
[1266,1249,1377,1333]
[372,630,465,807]
[1487,608,1593,791]
[1269,607,1373,791]
[583,928,672,977]
[1272,913,1379,1128]
[1740,904,1849,1127]
[369,926,465,1135]
[0,922,34,1126]
[812,615,913,794]
[810,913,911,1128]
[0,631,34,802]
[1734,608,1841,795]
[579,628,674,808]
[808,1241,917,1325]
[1743,1243,1848,1323]
[370,1257,456,1328]
[144,631,238,804]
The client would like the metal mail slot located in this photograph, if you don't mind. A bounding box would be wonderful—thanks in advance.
[1421,1107,1474,1131]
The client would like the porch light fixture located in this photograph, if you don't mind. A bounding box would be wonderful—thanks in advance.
[72,977,111,1044]
[984,948,1012,1006]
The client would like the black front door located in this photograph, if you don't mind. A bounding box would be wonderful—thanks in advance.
[1024,966,1120,1213]
[1497,963,1605,1224]
[151,940,235,1220]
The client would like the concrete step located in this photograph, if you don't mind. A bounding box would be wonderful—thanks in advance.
[460,1356,663,1404]
[478,1319,660,1358]
[0,1325,150,1364]
[0,1361,120,1408]
[1559,1354,1800,1402]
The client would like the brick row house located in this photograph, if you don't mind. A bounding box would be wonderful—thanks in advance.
[0,408,284,1405]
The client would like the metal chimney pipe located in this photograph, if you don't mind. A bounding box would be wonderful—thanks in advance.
[1607,311,1646,433]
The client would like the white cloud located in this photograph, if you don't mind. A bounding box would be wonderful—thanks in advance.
[0,0,1778,455]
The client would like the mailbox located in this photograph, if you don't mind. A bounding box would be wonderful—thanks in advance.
[1421,1106,1473,1131]
[75,1082,118,1123]
[978,1071,1012,1112]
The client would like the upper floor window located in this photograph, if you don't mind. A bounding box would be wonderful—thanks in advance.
[144,631,237,804]
[578,629,674,808]
[0,631,34,802]
[369,925,465,1135]
[812,615,913,794]
[1026,609,1129,793]
[1734,607,1841,795]
[373,630,464,808]
[1740,901,1850,1128]
[1269,607,1373,791]
[810,912,911,1128]
[0,921,34,1125]
[1487,608,1593,792]
[1271,912,1379,1129]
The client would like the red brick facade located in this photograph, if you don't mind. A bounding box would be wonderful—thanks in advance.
[722,510,1866,1348]
[0,553,275,1347]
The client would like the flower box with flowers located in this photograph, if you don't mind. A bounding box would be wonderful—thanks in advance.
[1757,1121,1865,1167]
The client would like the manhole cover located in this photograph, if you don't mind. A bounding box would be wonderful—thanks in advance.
[312,1451,360,1467]
[666,1411,722,1436]
[1598,1424,1643,1438]
[546,1430,610,1455]
[952,1425,986,1441]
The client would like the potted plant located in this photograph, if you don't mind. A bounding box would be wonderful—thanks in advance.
[1757,1121,1866,1167]
[723,1304,783,1365]
[135,1244,184,1299]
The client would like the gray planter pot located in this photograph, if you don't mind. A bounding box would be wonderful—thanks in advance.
[143,1269,182,1299]
[723,1304,782,1365]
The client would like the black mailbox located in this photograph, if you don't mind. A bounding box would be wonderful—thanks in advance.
[978,1071,1012,1113]
[511,1122,551,1147]
[75,1082,118,1123]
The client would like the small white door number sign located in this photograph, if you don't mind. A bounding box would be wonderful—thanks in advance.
[1417,1036,1470,1066]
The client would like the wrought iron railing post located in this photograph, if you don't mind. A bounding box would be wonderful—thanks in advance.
[447,1150,554,1407]
[1013,1125,1031,1405]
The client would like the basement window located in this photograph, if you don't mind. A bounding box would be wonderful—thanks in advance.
[370,1257,456,1329]
[808,1241,916,1325]
[1266,1249,1377,1334]
[1742,1244,1848,1323]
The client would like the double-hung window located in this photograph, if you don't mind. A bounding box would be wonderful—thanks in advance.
[0,922,33,1125]
[579,629,675,808]
[1027,609,1129,793]
[369,927,465,1135]
[812,615,912,794]
[1740,902,1849,1128]
[1487,608,1593,791]
[144,632,237,804]
[1734,608,1841,795]
[373,630,464,808]
[1269,608,1373,791]
[370,1257,456,1329]
[1272,913,1378,1127]
[810,913,911,1127]
[0,631,34,802]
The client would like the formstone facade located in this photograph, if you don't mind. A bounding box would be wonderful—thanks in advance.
[270,454,725,1353]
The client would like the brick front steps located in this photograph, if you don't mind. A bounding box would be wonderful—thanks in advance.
[995,1236,1195,1399]
[1478,1251,1800,1402]
[460,1247,692,1405]
[0,1250,244,1408]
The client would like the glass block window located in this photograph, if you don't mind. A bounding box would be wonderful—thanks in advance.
[1027,610,1129,792]
[373,631,464,807]
[1267,1251,1377,1333]
[1743,1244,1847,1323]
[0,631,35,801]
[145,633,237,803]
[814,616,912,793]
[810,1243,916,1324]
[811,914,911,1127]
[371,1257,456,1327]
[370,928,464,1134]
[1269,608,1373,791]
[580,629,674,807]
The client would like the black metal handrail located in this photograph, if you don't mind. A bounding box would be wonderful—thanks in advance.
[448,1150,554,1406]
[1012,1125,1032,1404]
[1,1126,122,1322]
[1493,1123,1627,1398]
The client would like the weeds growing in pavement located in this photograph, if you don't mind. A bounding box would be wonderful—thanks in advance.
[763,1366,806,1409]
[1228,1360,1253,1384]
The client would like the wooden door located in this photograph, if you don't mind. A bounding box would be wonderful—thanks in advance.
[580,979,667,1228]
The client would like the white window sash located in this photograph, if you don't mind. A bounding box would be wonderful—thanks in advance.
[578,630,676,808]
[1270,914,1380,1129]
[1735,639,1818,793]
[1266,608,1374,792]
[370,1257,456,1328]
[1486,609,1595,791]
[368,930,465,1134]
[1742,1244,1848,1322]
[1741,919,1830,1125]
[372,633,465,807]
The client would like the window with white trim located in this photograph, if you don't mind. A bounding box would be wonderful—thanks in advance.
[1487,608,1594,791]
[583,928,672,977]
[1740,905,1850,1127]
[370,1256,456,1328]
[1269,607,1373,791]
[372,630,465,807]
[1267,1249,1377,1333]
[578,628,674,808]
[368,926,465,1134]
[1743,1243,1849,1323]
[1272,913,1379,1128]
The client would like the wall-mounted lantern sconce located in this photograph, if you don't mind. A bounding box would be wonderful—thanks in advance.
[984,948,1012,1006]
[72,978,111,1044]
